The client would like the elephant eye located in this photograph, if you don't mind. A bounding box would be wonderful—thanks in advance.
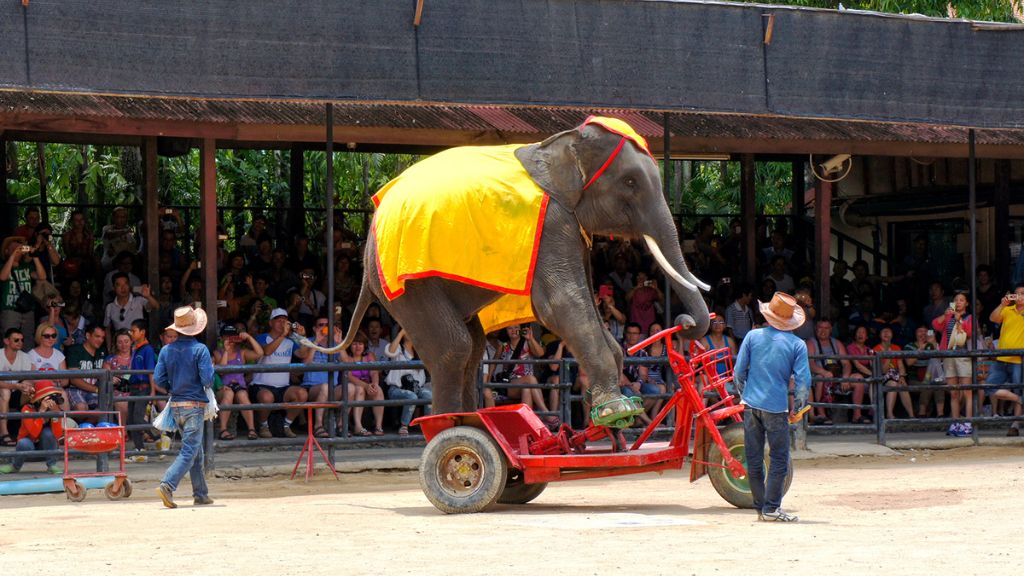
[623,176,637,188]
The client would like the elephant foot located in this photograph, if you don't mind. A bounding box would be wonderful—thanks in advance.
[590,394,645,429]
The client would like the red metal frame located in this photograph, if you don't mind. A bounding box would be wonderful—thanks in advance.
[413,318,748,487]
[61,411,129,496]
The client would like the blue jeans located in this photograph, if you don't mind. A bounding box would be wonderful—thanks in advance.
[388,386,433,426]
[12,426,59,470]
[161,406,208,498]
[743,408,791,514]
[986,360,1022,389]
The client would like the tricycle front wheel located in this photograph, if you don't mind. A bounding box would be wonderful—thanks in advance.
[708,422,793,509]
[419,426,508,514]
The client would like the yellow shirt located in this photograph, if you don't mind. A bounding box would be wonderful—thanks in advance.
[996,305,1024,364]
[371,144,547,333]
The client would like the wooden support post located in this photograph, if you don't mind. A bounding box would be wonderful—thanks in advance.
[741,154,756,284]
[791,160,805,270]
[200,138,218,344]
[0,136,10,237]
[995,159,1011,278]
[816,180,832,311]
[142,137,160,339]
[288,145,305,249]
[35,143,49,226]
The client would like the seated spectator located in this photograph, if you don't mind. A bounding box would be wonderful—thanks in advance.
[40,297,69,352]
[294,267,326,331]
[123,319,157,453]
[725,283,755,343]
[239,214,272,260]
[620,322,656,425]
[384,329,432,436]
[63,279,97,324]
[830,259,855,310]
[364,318,391,363]
[644,322,669,394]
[178,262,205,307]
[267,248,299,303]
[342,331,386,435]
[215,323,264,440]
[12,206,40,241]
[757,278,778,319]
[626,271,663,334]
[873,326,915,420]
[61,210,96,280]
[701,316,738,387]
[922,281,948,327]
[298,318,339,438]
[2,235,46,349]
[158,228,189,280]
[607,255,635,301]
[154,275,176,329]
[493,325,555,423]
[248,238,274,277]
[761,229,794,270]
[904,326,945,419]
[0,380,66,475]
[595,280,626,342]
[100,206,138,271]
[932,292,974,436]
[57,301,86,349]
[985,286,1024,436]
[0,328,36,447]
[64,324,106,413]
[806,317,864,422]
[764,255,795,294]
[845,325,875,404]
[103,273,157,348]
[251,308,307,439]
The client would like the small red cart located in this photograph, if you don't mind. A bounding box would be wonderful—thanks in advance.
[413,322,792,513]
[61,411,132,502]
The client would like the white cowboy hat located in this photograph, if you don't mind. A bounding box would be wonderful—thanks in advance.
[758,291,806,332]
[166,306,208,336]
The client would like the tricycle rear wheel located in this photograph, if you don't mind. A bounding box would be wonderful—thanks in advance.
[419,426,508,514]
[64,480,87,502]
[708,422,792,509]
[497,468,547,505]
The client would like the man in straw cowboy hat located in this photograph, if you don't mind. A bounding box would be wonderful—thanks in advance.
[155,305,215,509]
[733,291,811,522]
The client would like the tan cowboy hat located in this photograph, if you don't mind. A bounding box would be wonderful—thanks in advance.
[166,305,208,336]
[758,291,806,331]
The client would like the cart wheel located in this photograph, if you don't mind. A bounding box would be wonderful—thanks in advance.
[65,480,87,502]
[707,422,793,509]
[120,478,133,499]
[419,426,508,514]
[497,468,547,505]
[104,478,132,500]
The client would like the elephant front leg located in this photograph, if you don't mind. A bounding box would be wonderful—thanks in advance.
[586,329,645,428]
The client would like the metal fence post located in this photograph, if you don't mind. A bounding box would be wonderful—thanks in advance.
[204,419,215,474]
[559,358,571,425]
[873,356,885,445]
[96,370,111,473]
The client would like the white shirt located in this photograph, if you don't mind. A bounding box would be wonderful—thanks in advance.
[104,295,147,331]
[251,333,296,388]
[0,349,35,383]
[28,348,65,372]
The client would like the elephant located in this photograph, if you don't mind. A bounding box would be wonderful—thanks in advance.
[338,116,710,427]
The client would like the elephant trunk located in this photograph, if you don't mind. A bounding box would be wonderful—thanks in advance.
[643,234,710,341]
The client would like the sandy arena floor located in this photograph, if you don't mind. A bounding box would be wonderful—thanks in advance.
[0,446,1021,575]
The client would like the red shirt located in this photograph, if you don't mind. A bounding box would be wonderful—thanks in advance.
[17,405,64,443]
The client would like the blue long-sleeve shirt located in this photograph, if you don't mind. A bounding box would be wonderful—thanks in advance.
[733,326,811,414]
[154,336,214,403]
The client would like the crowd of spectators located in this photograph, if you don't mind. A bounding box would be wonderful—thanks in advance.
[2,204,1023,469]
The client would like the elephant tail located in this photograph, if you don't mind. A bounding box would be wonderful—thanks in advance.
[289,270,375,355]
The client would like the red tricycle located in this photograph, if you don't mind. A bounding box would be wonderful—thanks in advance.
[412,323,792,513]
[61,411,132,502]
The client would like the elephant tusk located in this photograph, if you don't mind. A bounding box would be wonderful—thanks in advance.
[683,269,712,293]
[643,235,697,292]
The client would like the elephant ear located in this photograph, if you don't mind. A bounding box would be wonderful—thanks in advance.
[515,128,586,210]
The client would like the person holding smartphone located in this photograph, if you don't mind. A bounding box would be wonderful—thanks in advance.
[0,380,66,475]
[626,271,663,334]
[985,284,1024,436]
[1,236,46,349]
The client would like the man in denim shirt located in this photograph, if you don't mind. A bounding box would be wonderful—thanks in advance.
[155,306,214,509]
[733,292,810,522]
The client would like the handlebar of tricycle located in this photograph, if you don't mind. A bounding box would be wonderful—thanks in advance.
[627,313,717,355]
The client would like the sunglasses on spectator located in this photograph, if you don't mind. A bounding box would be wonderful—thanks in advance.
[8,338,23,343]
[119,308,126,321]
[42,333,58,339]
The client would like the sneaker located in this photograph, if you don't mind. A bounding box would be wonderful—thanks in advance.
[156,483,177,509]
[128,455,148,464]
[0,464,15,474]
[946,422,962,436]
[258,424,273,439]
[47,464,63,475]
[1007,425,1020,437]
[961,422,974,436]
[760,509,799,522]
[194,495,214,506]
[281,425,296,439]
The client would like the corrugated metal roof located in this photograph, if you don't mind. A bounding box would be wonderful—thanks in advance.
[2,89,1024,148]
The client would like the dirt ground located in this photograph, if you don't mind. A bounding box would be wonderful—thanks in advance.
[1,446,1021,575]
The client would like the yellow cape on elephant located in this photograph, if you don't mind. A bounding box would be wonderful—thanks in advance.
[371,143,548,333]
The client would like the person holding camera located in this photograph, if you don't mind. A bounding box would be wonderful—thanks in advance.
[985,284,1024,436]
[103,273,157,349]
[384,329,431,436]
[1,236,46,349]
[626,271,664,334]
[0,380,66,475]
[494,324,555,424]
[932,291,974,436]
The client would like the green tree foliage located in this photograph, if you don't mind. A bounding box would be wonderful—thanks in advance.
[734,0,1021,22]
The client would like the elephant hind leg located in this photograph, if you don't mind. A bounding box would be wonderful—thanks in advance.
[404,312,479,416]
[459,316,487,412]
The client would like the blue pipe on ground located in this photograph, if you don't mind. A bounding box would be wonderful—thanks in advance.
[0,476,116,496]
